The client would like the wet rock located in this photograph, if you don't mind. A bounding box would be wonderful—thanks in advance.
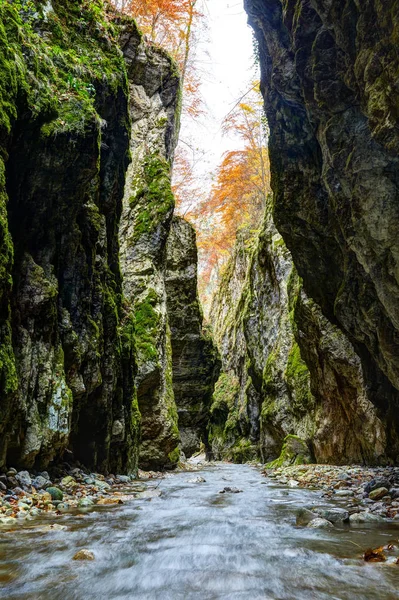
[364,478,391,493]
[334,490,354,497]
[369,487,389,501]
[218,487,243,494]
[390,488,399,500]
[6,476,18,488]
[32,476,50,490]
[78,498,94,508]
[307,518,334,529]
[116,475,130,484]
[316,508,349,524]
[187,476,206,483]
[46,487,63,501]
[93,480,111,490]
[73,549,95,561]
[7,469,17,476]
[296,508,318,526]
[57,503,70,513]
[349,512,382,523]
[0,481,6,492]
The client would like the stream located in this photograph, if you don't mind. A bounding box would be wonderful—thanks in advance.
[1,463,399,599]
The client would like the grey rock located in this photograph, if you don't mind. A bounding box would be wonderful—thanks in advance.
[349,512,382,523]
[316,508,349,524]
[307,518,334,529]
[32,476,49,490]
[296,508,318,526]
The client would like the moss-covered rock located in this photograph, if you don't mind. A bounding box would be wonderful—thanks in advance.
[266,435,312,469]
[246,0,399,460]
[118,27,181,471]
[165,217,221,457]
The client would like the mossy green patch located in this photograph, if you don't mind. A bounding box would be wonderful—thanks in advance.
[266,434,311,468]
[130,154,175,242]
[133,289,160,363]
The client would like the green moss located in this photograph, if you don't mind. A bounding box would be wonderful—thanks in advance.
[266,434,311,468]
[285,342,313,413]
[0,0,128,138]
[130,154,175,242]
[133,289,160,363]
[168,446,180,465]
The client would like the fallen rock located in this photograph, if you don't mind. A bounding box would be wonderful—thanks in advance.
[296,508,318,526]
[307,518,334,529]
[187,476,206,483]
[73,549,95,561]
[316,508,349,523]
[349,512,382,523]
[96,497,123,505]
[15,471,31,488]
[364,478,391,493]
[369,487,389,501]
[46,487,63,501]
[218,487,243,494]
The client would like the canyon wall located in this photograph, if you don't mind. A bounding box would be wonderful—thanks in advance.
[239,0,399,461]
[210,204,388,464]
[0,0,219,473]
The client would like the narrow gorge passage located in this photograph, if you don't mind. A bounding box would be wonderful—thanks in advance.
[2,462,399,600]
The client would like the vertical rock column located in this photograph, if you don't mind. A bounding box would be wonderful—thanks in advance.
[118,22,181,470]
[165,217,221,457]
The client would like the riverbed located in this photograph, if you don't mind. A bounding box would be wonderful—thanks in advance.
[1,463,399,599]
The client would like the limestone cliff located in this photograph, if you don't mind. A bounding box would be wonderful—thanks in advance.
[0,0,214,474]
[245,0,399,459]
[118,17,182,470]
[165,217,221,457]
[0,0,141,473]
[209,203,388,465]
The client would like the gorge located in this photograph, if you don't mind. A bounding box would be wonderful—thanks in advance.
[1,0,399,596]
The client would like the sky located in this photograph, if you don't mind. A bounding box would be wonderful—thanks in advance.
[177,0,255,194]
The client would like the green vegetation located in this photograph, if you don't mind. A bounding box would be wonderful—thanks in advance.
[265,434,311,468]
[133,289,161,363]
[285,342,313,413]
[0,0,128,137]
[130,154,175,242]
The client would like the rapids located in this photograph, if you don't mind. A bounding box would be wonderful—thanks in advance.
[1,463,399,599]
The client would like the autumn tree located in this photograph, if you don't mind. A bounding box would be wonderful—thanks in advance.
[185,84,271,309]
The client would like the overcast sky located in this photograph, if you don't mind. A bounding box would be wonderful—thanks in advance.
[177,0,255,192]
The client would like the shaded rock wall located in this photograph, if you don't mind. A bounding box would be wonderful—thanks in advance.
[0,0,140,473]
[209,204,388,465]
[245,0,399,459]
[165,217,221,457]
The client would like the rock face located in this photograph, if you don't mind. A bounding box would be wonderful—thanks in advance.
[209,204,388,465]
[0,0,139,473]
[165,217,221,457]
[245,0,399,458]
[0,1,214,474]
[118,20,182,470]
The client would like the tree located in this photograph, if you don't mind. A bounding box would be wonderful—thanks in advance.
[184,84,271,310]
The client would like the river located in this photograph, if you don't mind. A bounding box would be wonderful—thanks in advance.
[1,463,399,599]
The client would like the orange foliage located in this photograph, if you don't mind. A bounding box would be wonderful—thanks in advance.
[184,85,271,307]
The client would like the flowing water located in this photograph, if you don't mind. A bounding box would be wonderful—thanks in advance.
[1,463,399,599]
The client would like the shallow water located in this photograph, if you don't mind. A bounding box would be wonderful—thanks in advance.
[1,463,399,599]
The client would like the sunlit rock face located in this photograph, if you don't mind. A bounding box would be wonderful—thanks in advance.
[209,207,387,465]
[165,217,221,457]
[245,0,399,459]
[118,20,182,471]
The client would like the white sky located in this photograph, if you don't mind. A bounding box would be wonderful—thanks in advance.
[178,0,255,190]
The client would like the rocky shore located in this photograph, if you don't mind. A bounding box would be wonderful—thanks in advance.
[265,464,399,527]
[0,462,200,530]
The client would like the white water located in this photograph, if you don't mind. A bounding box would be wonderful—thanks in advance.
[1,463,399,599]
